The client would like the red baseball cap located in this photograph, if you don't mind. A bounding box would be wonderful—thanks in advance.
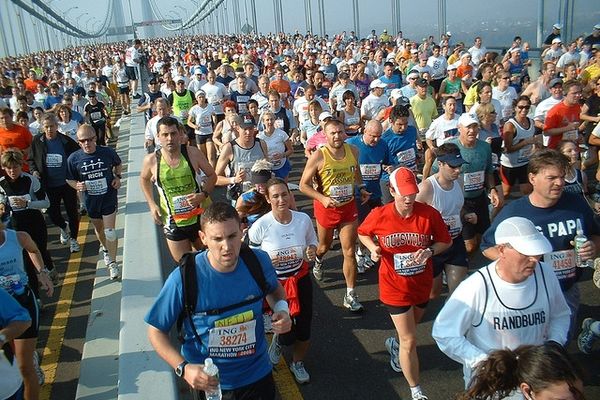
[390,167,419,196]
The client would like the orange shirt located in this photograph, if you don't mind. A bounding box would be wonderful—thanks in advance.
[269,79,292,108]
[544,101,581,149]
[24,78,45,93]
[456,64,473,79]
[0,124,32,171]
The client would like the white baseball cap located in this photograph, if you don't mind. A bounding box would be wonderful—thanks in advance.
[458,113,479,127]
[495,217,552,256]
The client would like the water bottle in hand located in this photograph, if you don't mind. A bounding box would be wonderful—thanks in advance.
[203,358,222,400]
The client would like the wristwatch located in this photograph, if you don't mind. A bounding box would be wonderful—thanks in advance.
[175,360,189,377]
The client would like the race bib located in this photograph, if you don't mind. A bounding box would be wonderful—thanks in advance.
[200,115,212,128]
[543,250,577,281]
[172,195,194,216]
[360,164,381,181]
[91,111,102,121]
[397,148,416,164]
[208,319,257,358]
[274,119,284,129]
[463,171,485,192]
[329,184,353,203]
[270,246,304,271]
[443,214,462,238]
[46,153,63,168]
[518,145,533,164]
[564,130,578,141]
[393,252,426,276]
[85,178,108,195]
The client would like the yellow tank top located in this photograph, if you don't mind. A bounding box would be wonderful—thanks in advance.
[318,143,356,206]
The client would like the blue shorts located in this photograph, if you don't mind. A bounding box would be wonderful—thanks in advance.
[273,159,291,179]
[86,191,118,219]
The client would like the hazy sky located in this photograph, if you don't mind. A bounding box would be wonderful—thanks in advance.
[1,0,599,57]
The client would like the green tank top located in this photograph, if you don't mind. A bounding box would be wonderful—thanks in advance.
[172,90,194,123]
[156,147,200,228]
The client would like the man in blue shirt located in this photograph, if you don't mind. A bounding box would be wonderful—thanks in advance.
[146,202,291,398]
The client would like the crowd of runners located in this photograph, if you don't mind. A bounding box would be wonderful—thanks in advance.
[1,20,600,400]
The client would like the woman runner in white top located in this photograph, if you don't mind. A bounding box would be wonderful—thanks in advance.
[248,178,318,384]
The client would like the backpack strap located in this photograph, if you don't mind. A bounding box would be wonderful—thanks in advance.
[239,245,268,294]
[177,251,202,344]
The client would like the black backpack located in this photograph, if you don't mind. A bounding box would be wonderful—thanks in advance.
[176,245,268,344]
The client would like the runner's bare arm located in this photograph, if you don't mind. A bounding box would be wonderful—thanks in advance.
[140,154,162,225]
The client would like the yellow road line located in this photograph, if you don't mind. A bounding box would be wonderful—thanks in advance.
[40,219,90,400]
[268,335,304,400]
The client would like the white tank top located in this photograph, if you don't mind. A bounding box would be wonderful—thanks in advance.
[428,176,464,238]
[500,117,535,168]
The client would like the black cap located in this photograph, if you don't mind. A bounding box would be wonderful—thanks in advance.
[149,78,158,84]
[87,90,96,97]
[416,78,428,87]
[239,114,256,129]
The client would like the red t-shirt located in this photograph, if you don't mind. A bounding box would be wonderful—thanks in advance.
[544,101,581,149]
[358,201,451,306]
[0,124,32,172]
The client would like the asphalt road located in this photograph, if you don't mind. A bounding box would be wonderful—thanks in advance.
[36,131,600,400]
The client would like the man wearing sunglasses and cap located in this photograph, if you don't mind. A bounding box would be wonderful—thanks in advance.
[136,78,167,123]
[416,143,471,299]
[433,216,570,391]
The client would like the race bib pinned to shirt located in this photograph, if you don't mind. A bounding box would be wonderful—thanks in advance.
[463,171,485,192]
[543,249,577,281]
[329,184,353,203]
[393,252,426,276]
[85,178,108,195]
[360,163,381,181]
[207,319,257,358]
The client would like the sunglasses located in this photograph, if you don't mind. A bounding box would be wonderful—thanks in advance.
[516,105,531,110]
[78,137,96,143]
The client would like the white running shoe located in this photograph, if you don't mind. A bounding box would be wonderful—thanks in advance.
[59,228,69,245]
[69,238,81,253]
[289,361,310,384]
[108,262,120,280]
[102,247,111,266]
[385,337,402,373]
[343,292,364,312]
[268,334,282,365]
[33,351,45,385]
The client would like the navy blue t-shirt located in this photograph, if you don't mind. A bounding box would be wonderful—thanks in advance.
[45,136,67,188]
[481,192,600,291]
[66,146,121,207]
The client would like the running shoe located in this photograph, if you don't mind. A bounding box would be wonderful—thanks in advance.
[333,229,339,240]
[108,262,120,280]
[343,292,364,312]
[33,351,45,385]
[102,247,111,267]
[356,250,366,274]
[412,393,429,400]
[578,318,598,354]
[59,228,69,245]
[47,268,59,286]
[313,258,324,281]
[594,268,600,289]
[69,238,81,253]
[384,337,402,373]
[268,334,282,365]
[289,361,310,384]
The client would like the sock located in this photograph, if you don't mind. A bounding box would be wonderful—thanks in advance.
[346,287,354,296]
[591,321,600,336]
[410,385,423,397]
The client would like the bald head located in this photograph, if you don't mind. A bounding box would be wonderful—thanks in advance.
[363,119,383,146]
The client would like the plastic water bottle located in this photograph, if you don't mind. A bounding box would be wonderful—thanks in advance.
[203,358,222,400]
[574,220,593,268]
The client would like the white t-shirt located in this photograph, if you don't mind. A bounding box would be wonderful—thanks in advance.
[248,210,318,277]
[58,119,79,141]
[492,86,518,120]
[361,93,389,121]
[426,114,459,146]
[188,104,215,135]
[257,128,289,170]
[0,348,22,400]
[201,82,229,114]
[292,96,329,126]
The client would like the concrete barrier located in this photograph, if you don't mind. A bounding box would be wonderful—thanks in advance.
[117,112,178,399]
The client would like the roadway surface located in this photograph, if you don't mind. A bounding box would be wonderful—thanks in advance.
[36,110,600,400]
